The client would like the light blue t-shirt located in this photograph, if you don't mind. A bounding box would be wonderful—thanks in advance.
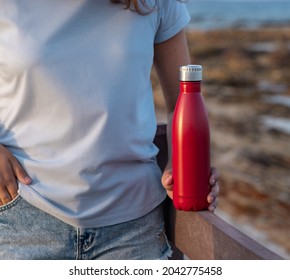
[0,0,190,227]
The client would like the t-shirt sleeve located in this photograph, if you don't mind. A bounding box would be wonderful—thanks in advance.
[154,0,191,44]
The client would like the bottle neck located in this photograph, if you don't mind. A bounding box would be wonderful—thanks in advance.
[180,81,201,93]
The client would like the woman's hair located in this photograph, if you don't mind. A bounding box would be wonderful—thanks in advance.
[111,0,186,14]
[110,0,155,14]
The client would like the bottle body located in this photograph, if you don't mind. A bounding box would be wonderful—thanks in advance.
[172,70,210,211]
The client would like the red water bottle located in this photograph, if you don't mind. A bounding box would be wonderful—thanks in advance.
[172,65,210,211]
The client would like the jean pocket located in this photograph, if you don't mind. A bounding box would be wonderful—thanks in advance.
[0,195,21,212]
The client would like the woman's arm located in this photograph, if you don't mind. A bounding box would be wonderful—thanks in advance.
[154,29,191,170]
[153,30,219,211]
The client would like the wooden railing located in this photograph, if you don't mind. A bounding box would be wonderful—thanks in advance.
[154,124,283,260]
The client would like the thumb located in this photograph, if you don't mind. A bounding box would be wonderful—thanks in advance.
[161,169,173,199]
[161,169,173,188]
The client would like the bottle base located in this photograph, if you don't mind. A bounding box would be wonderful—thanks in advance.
[173,196,209,211]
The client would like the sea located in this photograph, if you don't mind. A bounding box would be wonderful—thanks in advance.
[185,0,290,30]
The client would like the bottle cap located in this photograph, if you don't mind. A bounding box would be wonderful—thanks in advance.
[179,65,202,81]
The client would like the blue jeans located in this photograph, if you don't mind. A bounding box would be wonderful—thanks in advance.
[0,196,171,260]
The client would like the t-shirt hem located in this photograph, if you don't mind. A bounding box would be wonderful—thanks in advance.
[19,187,167,228]
[72,194,167,228]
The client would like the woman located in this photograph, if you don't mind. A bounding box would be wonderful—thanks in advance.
[0,0,219,259]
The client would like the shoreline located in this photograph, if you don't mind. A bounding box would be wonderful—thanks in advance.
[185,24,290,33]
[186,22,290,33]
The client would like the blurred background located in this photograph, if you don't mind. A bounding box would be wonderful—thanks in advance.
[152,0,290,259]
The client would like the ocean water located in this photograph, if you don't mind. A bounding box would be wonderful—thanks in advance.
[186,0,290,30]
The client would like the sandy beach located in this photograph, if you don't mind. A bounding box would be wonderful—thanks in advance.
[153,27,290,259]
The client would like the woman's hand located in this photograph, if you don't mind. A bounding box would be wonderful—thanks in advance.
[0,144,32,206]
[161,166,220,212]
[207,167,220,212]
